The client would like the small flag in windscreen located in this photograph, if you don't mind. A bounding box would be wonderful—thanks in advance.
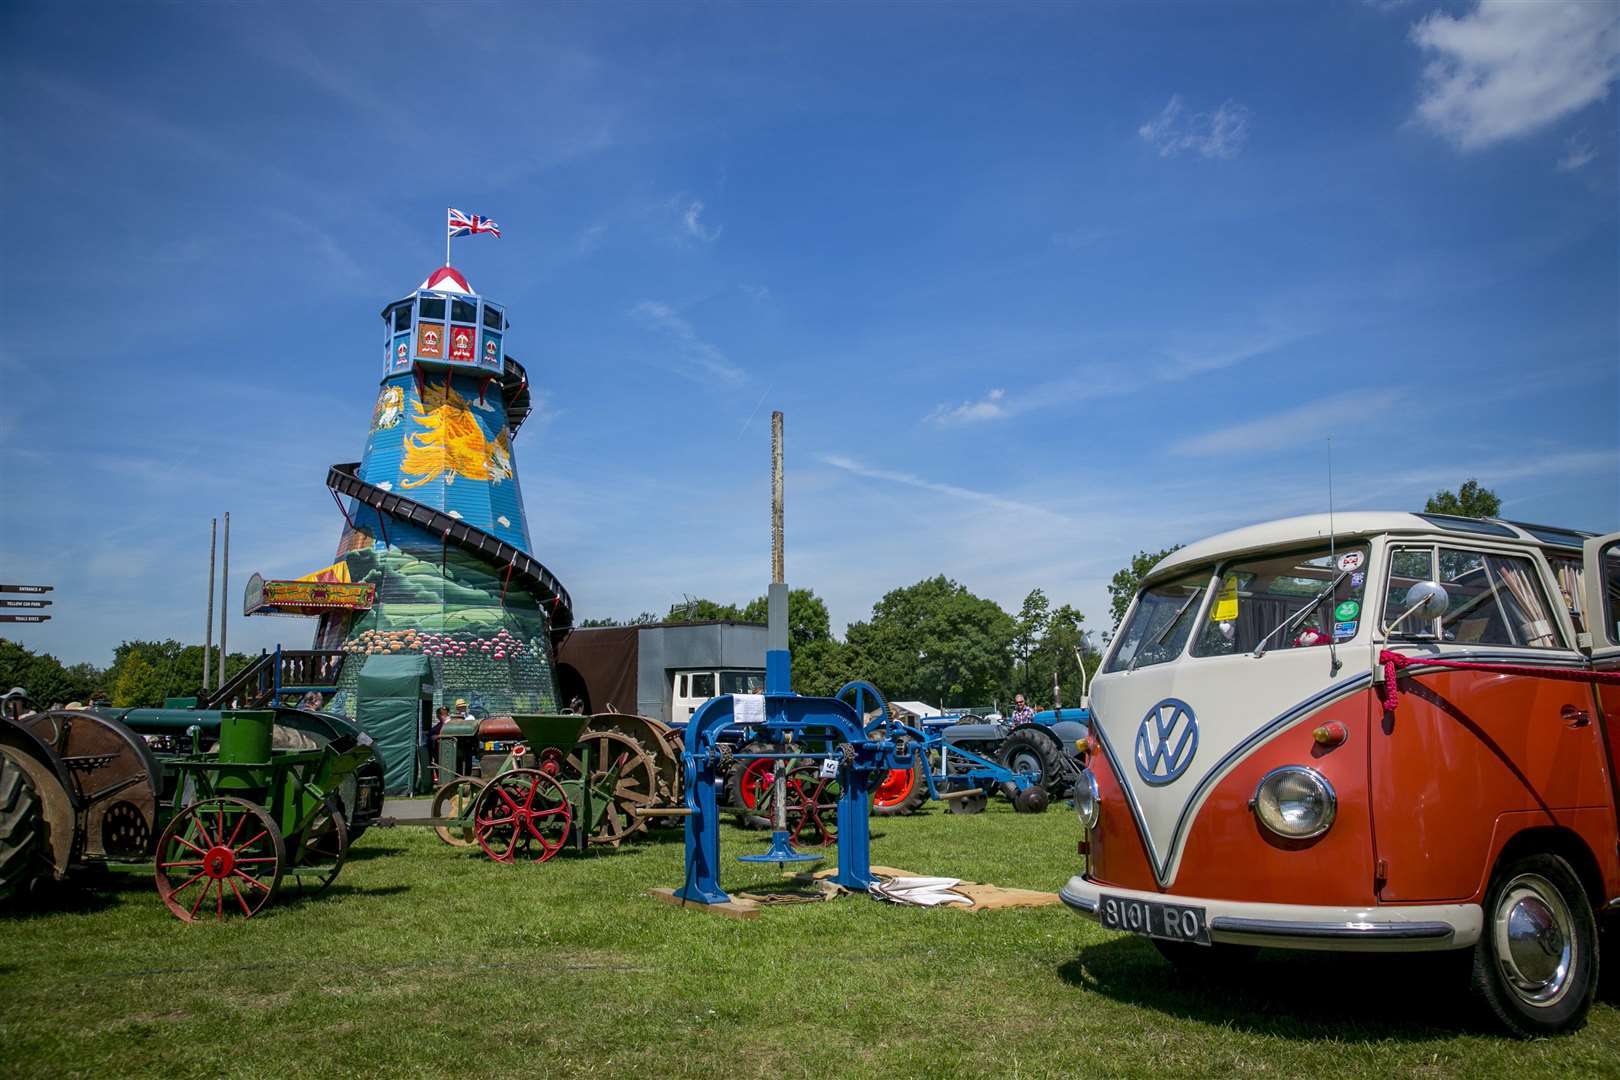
[447,209,501,239]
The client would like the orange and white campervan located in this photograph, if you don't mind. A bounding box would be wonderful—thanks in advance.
[1062,513,1620,1036]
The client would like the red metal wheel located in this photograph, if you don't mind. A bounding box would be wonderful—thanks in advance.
[154,796,286,922]
[737,758,774,811]
[785,765,839,847]
[471,768,571,863]
[873,768,916,808]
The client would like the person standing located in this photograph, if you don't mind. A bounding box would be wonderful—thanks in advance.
[1009,694,1035,725]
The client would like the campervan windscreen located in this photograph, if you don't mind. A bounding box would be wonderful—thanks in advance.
[1194,544,1369,656]
[1105,573,1210,673]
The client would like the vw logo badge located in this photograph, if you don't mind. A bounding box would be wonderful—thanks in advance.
[1135,699,1198,786]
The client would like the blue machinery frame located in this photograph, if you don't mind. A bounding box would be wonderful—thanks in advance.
[675,682,886,904]
[672,659,1040,905]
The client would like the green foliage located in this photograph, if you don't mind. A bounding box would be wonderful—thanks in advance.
[843,576,1016,706]
[1424,479,1501,519]
[110,653,165,707]
[0,638,104,706]
[1108,546,1183,631]
[107,640,255,703]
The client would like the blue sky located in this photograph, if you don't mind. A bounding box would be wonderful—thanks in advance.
[2,1,1616,666]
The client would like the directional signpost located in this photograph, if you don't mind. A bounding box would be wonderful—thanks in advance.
[0,585,53,622]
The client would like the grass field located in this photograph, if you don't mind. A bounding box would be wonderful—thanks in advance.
[2,802,1617,1080]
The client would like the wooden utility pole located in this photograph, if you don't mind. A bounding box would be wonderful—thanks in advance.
[771,411,784,585]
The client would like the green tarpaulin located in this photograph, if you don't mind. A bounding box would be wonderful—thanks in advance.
[356,653,430,795]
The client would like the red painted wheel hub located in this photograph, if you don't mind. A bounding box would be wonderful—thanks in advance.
[873,767,915,807]
[203,846,236,878]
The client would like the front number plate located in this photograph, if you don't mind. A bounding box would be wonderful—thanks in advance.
[1099,893,1210,945]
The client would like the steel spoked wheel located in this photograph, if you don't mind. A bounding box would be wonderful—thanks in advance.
[282,797,349,900]
[567,729,658,847]
[155,797,286,922]
[472,769,572,863]
[431,777,487,847]
[784,765,839,847]
[1472,852,1598,1037]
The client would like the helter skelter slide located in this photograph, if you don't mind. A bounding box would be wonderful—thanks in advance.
[244,267,587,787]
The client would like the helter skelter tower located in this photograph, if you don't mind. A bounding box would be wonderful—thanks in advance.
[299,264,573,737]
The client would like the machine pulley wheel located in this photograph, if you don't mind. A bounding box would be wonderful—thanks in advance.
[472,769,572,863]
[154,796,287,922]
[431,777,487,847]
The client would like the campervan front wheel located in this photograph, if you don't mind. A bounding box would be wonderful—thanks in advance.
[1472,852,1598,1037]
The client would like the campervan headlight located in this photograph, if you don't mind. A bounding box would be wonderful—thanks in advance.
[1252,766,1335,840]
[1074,769,1100,830]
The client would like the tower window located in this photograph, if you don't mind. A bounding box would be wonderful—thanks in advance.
[452,298,477,324]
[418,297,446,321]
[483,304,503,331]
[392,305,411,332]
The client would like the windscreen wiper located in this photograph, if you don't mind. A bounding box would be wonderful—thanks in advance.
[1252,570,1347,658]
[1129,590,1201,671]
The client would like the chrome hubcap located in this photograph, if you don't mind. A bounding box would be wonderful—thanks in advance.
[1493,874,1574,1006]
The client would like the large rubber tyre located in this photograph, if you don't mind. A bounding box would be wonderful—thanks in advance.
[0,749,44,902]
[1471,852,1598,1037]
[871,763,927,817]
[998,726,1067,798]
[1152,939,1259,973]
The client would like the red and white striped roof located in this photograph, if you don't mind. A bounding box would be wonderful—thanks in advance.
[418,266,475,295]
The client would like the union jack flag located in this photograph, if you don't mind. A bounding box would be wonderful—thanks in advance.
[447,208,501,239]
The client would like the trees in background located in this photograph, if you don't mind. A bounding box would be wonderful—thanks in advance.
[0,638,256,708]
[0,639,103,705]
[1425,479,1501,519]
[841,577,1015,706]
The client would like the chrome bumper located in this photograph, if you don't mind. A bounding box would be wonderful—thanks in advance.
[1060,875,1482,952]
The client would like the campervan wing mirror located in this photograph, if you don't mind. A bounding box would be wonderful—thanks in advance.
[1385,581,1449,634]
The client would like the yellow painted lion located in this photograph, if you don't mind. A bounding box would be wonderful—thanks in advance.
[399,381,513,489]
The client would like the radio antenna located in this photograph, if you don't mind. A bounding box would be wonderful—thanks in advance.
[1327,436,1342,675]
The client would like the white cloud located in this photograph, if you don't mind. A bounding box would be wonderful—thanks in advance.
[921,328,1301,427]
[682,200,723,243]
[819,453,1068,521]
[1411,0,1620,150]
[630,300,744,385]
[1557,134,1597,172]
[1138,95,1251,159]
[926,388,1009,426]
[1168,393,1397,457]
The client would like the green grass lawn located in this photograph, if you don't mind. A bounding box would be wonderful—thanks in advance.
[2,802,1617,1079]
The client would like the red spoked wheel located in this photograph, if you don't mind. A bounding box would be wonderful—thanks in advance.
[155,796,286,922]
[472,768,572,863]
[784,765,839,847]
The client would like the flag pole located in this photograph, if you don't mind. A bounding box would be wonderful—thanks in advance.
[445,210,451,268]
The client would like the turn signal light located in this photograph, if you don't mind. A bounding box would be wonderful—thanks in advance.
[1312,721,1348,748]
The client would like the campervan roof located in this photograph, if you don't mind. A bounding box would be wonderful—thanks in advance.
[1144,512,1598,586]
